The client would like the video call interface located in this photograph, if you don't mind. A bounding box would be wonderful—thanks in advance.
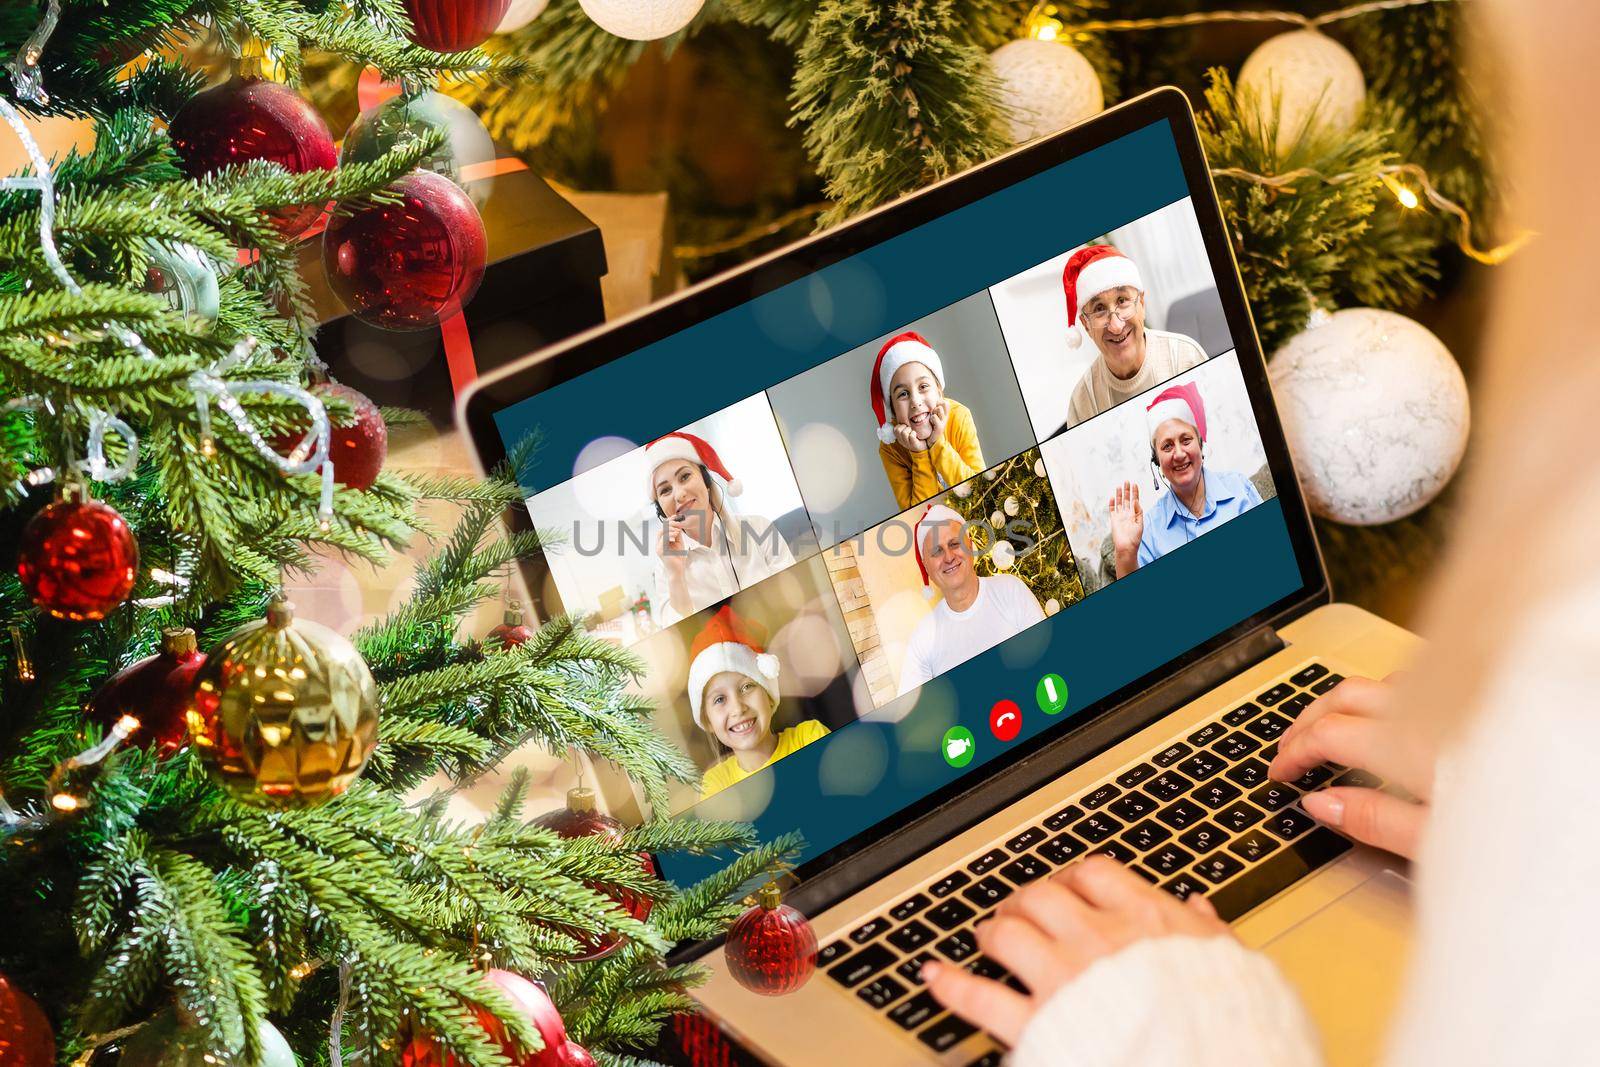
[496,123,1300,879]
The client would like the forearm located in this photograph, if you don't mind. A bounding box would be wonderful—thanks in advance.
[1114,546,1138,579]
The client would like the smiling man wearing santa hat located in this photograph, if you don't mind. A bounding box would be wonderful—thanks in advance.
[898,503,1045,696]
[1061,244,1208,431]
[1108,381,1263,579]
[646,431,796,626]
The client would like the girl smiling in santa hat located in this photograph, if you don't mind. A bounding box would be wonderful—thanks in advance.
[871,331,987,511]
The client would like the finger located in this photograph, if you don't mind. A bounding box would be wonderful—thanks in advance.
[994,878,1097,942]
[1301,787,1426,860]
[1055,856,1170,919]
[921,958,1033,1046]
[974,913,1082,994]
[1269,710,1397,785]
[1280,675,1392,746]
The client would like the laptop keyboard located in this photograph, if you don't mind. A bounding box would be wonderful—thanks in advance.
[820,662,1364,1059]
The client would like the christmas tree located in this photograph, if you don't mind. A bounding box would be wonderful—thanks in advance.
[0,3,792,1064]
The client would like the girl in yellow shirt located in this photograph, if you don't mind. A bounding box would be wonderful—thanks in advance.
[687,605,831,800]
[870,331,986,510]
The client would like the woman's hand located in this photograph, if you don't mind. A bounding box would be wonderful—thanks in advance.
[655,517,691,580]
[925,400,949,447]
[1109,481,1143,578]
[894,421,928,453]
[1268,675,1435,859]
[923,856,1230,1047]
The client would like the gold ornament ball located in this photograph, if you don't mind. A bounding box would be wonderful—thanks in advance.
[989,38,1103,145]
[1238,29,1366,152]
[188,597,379,807]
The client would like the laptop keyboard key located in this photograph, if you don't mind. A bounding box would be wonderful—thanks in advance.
[935,929,978,962]
[1120,820,1172,851]
[1043,804,1085,831]
[999,853,1050,886]
[1257,683,1294,706]
[1214,732,1261,761]
[828,943,896,987]
[1161,873,1207,900]
[967,848,1007,875]
[926,899,976,930]
[1204,828,1352,921]
[961,876,1012,908]
[1080,783,1121,810]
[1290,663,1329,687]
[1178,822,1227,854]
[1146,771,1192,801]
[1215,802,1265,833]
[890,893,931,922]
[1145,843,1194,875]
[887,919,937,953]
[818,940,850,966]
[966,955,1009,982]
[1039,832,1086,865]
[1226,758,1271,789]
[919,1015,979,1052]
[1109,791,1157,821]
[849,917,892,943]
[1224,702,1260,726]
[1117,762,1156,788]
[1250,783,1300,812]
[1291,765,1335,791]
[1311,673,1346,695]
[1156,799,1206,830]
[968,1050,1004,1067]
[1194,780,1243,810]
[1280,693,1315,718]
[1005,826,1046,853]
[1073,813,1123,842]
[888,991,942,1029]
[1333,768,1382,789]
[1188,722,1227,746]
[857,975,908,1009]
[1228,830,1280,862]
[1265,808,1317,841]
[1153,741,1193,767]
[929,871,971,898]
[897,952,935,986]
[1177,751,1226,781]
[1246,712,1292,741]
[1091,841,1137,864]
[1194,853,1246,884]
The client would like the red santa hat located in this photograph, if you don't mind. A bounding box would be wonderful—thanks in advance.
[686,605,781,728]
[1145,381,1207,444]
[643,431,742,503]
[913,502,967,600]
[870,331,945,445]
[1061,244,1144,349]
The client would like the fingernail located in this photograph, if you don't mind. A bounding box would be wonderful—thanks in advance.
[1303,790,1343,826]
[921,960,942,982]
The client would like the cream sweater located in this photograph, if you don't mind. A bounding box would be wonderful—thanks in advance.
[1010,574,1600,1067]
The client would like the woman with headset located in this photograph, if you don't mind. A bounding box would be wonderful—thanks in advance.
[1107,381,1261,579]
[645,431,796,626]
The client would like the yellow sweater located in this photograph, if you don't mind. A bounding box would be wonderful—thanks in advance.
[699,719,830,800]
[877,397,985,511]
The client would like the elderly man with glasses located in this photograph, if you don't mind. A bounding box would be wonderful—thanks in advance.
[1059,244,1208,430]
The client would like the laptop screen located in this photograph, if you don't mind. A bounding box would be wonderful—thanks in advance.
[483,113,1310,886]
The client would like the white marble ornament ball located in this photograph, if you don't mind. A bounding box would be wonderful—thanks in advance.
[579,0,704,40]
[496,0,549,33]
[989,38,1104,145]
[1237,29,1366,150]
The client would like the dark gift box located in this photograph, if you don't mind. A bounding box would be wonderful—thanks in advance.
[300,160,608,424]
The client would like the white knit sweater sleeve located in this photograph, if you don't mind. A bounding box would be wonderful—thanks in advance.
[1008,935,1322,1067]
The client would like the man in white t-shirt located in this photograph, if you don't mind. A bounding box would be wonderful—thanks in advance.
[897,504,1046,696]
[645,431,795,627]
[1059,244,1207,433]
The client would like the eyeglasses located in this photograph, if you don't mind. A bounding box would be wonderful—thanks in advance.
[1084,293,1140,326]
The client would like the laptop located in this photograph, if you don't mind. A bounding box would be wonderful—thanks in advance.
[459,87,1417,1067]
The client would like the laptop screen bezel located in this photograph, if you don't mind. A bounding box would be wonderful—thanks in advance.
[459,85,1330,890]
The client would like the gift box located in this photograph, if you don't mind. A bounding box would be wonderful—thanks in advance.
[299,159,608,424]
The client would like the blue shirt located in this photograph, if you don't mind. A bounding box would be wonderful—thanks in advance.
[1137,466,1263,567]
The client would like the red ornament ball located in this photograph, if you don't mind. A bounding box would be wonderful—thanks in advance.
[403,0,513,52]
[489,603,534,648]
[561,1042,597,1067]
[724,882,816,996]
[0,971,55,1066]
[322,170,487,331]
[88,627,206,757]
[17,494,139,621]
[320,382,388,491]
[402,969,567,1067]
[534,787,656,961]
[167,77,337,237]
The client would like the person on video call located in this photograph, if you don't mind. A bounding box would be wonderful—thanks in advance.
[898,503,1045,696]
[872,331,986,510]
[1108,381,1262,579]
[686,605,829,800]
[1061,244,1208,431]
[646,432,795,627]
